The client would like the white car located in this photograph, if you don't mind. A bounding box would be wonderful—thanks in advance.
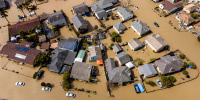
[15,82,25,86]
[156,79,163,88]
[66,93,76,98]
[42,87,51,91]
[112,7,117,11]
[28,12,36,17]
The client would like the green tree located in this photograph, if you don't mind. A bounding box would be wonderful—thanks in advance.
[145,80,156,87]
[28,5,38,13]
[62,72,71,90]
[26,34,38,43]
[46,83,52,87]
[150,58,156,62]
[168,76,176,83]
[161,76,173,88]
[34,53,50,67]
[17,4,25,15]
[111,32,121,42]
[22,0,32,12]
[191,13,197,19]
[182,70,188,75]
[182,62,188,69]
[197,36,200,42]
[18,30,26,39]
[33,72,38,79]
[179,54,185,59]
[0,9,9,23]
[62,72,70,81]
[189,62,196,69]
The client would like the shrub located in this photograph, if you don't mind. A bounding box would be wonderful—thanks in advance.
[86,90,91,93]
[41,82,46,86]
[33,72,38,79]
[150,58,156,62]
[69,28,72,31]
[179,54,185,59]
[197,36,200,42]
[189,62,196,69]
[111,32,121,42]
[93,91,97,94]
[182,62,188,69]
[161,75,173,88]
[153,50,156,53]
[191,13,197,19]
[168,76,176,83]
[182,70,188,75]
[145,80,156,86]
[46,83,51,87]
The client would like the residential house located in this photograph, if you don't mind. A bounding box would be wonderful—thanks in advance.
[128,38,143,51]
[106,58,131,85]
[0,41,41,66]
[95,10,108,20]
[88,46,102,62]
[183,3,197,13]
[112,44,123,54]
[70,62,93,81]
[159,0,183,14]
[38,35,46,43]
[41,43,50,51]
[175,13,195,26]
[95,0,119,10]
[72,3,89,15]
[131,20,150,36]
[47,11,67,27]
[46,30,55,39]
[145,33,168,52]
[48,48,77,73]
[8,18,40,38]
[74,50,86,62]
[57,38,80,52]
[154,55,183,75]
[113,22,126,34]
[117,7,134,21]
[115,51,131,66]
[138,63,158,78]
[193,25,200,35]
[0,0,7,10]
[71,15,88,33]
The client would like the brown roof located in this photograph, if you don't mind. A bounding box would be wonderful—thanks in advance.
[38,35,46,43]
[0,42,41,65]
[41,43,50,50]
[176,13,195,25]
[8,18,40,37]
[194,25,200,34]
[184,4,197,12]
[162,1,182,11]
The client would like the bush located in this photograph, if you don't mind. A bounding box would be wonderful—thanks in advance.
[153,50,156,53]
[161,75,173,88]
[168,76,176,83]
[86,90,91,93]
[41,82,46,86]
[189,62,196,69]
[145,80,156,86]
[179,54,185,59]
[93,91,97,94]
[111,32,121,42]
[197,36,200,42]
[69,28,72,31]
[150,58,156,62]
[33,72,38,79]
[182,62,188,69]
[46,83,51,87]
[191,13,197,19]
[182,70,188,75]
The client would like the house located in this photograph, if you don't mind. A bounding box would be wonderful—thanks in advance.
[8,18,40,38]
[71,15,88,33]
[113,22,126,34]
[74,50,86,62]
[131,20,150,36]
[0,0,7,10]
[70,62,93,81]
[193,25,200,35]
[159,0,183,14]
[175,13,195,26]
[46,30,55,39]
[48,48,77,73]
[38,35,46,43]
[115,51,131,66]
[98,33,106,40]
[183,4,197,13]
[112,44,123,54]
[47,11,67,27]
[72,3,89,15]
[106,58,131,85]
[154,55,183,75]
[0,41,41,66]
[128,38,143,51]
[95,10,108,20]
[88,46,102,62]
[145,33,168,52]
[41,43,50,51]
[57,38,80,52]
[95,0,119,10]
[138,63,158,78]
[117,7,134,21]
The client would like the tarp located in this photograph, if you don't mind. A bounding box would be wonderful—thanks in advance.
[125,62,135,69]
[97,59,103,65]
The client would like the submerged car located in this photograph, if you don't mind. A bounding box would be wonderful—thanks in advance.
[42,87,51,91]
[156,79,163,88]
[66,93,76,98]
[154,22,159,27]
[15,82,25,86]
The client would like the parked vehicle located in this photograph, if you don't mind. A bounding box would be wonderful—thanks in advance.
[15,82,25,86]
[137,83,145,92]
[154,22,159,27]
[174,11,179,15]
[42,87,51,91]
[133,84,140,93]
[112,7,117,11]
[187,26,193,30]
[18,15,26,19]
[38,70,44,78]
[156,79,163,88]
[134,5,139,9]
[16,21,21,24]
[66,93,76,98]
[28,12,36,17]
[179,24,185,29]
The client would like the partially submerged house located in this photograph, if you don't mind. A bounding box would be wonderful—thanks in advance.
[106,58,131,85]
[70,61,93,81]
[175,13,195,26]
[72,3,89,15]
[94,0,118,10]
[145,33,168,52]
[154,55,183,75]
[159,0,183,14]
[117,7,134,21]
[115,51,131,66]
[0,41,41,66]
[138,63,158,78]
[131,20,150,36]
[94,9,108,20]
[88,46,102,62]
[128,38,143,51]
[183,3,197,13]
[71,15,88,33]
[57,38,80,52]
[112,44,123,54]
[47,11,67,27]
[113,22,126,34]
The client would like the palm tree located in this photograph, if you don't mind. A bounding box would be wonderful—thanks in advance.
[17,4,25,15]
[22,0,31,13]
[29,5,38,13]
[0,9,9,23]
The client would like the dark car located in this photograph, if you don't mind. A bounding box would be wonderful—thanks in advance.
[154,22,159,27]
[38,70,44,78]
[134,84,140,93]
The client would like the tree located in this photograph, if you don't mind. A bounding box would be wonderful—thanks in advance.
[41,82,46,86]
[189,62,196,69]
[46,83,52,87]
[182,62,188,69]
[34,53,50,67]
[18,30,26,39]
[26,34,38,43]
[191,13,197,19]
[111,32,121,42]
[22,0,32,12]
[17,4,25,15]
[28,5,38,13]
[197,36,200,42]
[145,80,156,87]
[179,54,185,59]
[62,72,71,90]
[93,25,98,30]
[161,76,173,88]
[150,58,156,62]
[182,70,188,75]
[168,76,176,83]
[33,72,38,79]
[0,9,9,23]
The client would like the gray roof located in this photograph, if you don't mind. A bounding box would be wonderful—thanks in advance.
[95,10,108,19]
[70,62,93,81]
[72,3,89,14]
[128,38,143,50]
[98,33,106,40]
[46,30,55,39]
[117,7,133,20]
[58,38,79,51]
[113,22,126,32]
[131,20,150,35]
[0,0,6,9]
[91,3,102,13]
[138,63,158,78]
[96,0,118,9]
[155,55,183,75]
[106,58,131,85]
[47,11,67,27]
[115,52,131,65]
[71,15,88,29]
[112,44,123,54]
[88,46,101,57]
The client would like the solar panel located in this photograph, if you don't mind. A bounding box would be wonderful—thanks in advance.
[15,46,29,52]
[23,48,29,52]
[15,47,20,49]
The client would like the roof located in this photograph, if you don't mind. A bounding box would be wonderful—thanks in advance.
[0,42,41,65]
[38,35,46,43]
[76,50,85,59]
[46,30,55,39]
[91,3,102,13]
[113,22,126,32]
[138,63,158,78]
[106,58,131,85]
[112,44,123,53]
[194,25,200,34]
[155,55,183,75]
[146,33,168,52]
[97,59,103,65]
[98,33,106,40]
[70,62,93,81]
[115,52,131,65]
[95,10,108,19]
[90,33,98,40]
[96,0,118,9]
[47,11,67,27]
[58,38,79,51]
[8,18,40,37]
[184,3,197,12]
[41,43,50,50]
[176,13,195,25]
[117,7,133,19]
[88,46,101,57]
[72,3,89,14]
[0,0,6,9]
[50,42,58,49]
[128,38,143,50]
[131,20,150,35]
[161,0,183,11]
[71,15,88,29]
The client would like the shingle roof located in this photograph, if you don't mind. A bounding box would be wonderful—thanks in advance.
[117,7,133,20]
[41,43,50,50]
[71,15,88,29]
[47,11,67,27]
[91,3,102,13]
[112,44,123,54]
[176,13,195,25]
[58,38,79,51]
[0,0,6,9]
[95,10,107,19]
[115,52,131,65]
[138,63,157,78]
[88,46,101,57]
[98,33,106,40]
[70,62,93,81]
[8,18,40,38]
[184,3,197,12]
[161,0,182,11]
[72,3,89,14]
[97,0,118,9]
[131,20,150,35]
[46,30,55,39]
[128,38,143,50]
[113,22,126,32]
